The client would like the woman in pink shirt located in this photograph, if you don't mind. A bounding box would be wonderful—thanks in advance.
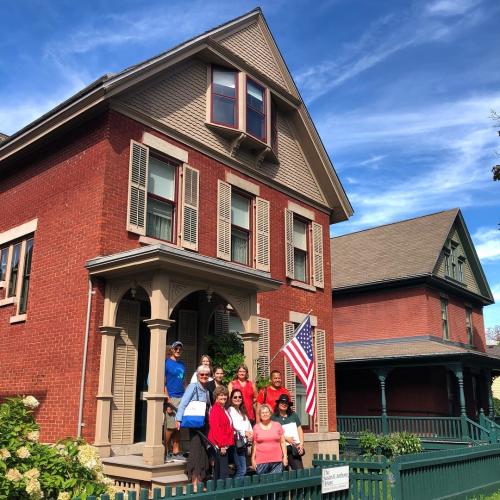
[251,404,288,474]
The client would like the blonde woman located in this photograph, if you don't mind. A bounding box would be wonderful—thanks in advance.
[190,355,213,383]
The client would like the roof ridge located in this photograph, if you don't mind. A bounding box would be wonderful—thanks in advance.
[331,208,459,240]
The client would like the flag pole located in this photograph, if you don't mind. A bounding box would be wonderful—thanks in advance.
[267,309,313,367]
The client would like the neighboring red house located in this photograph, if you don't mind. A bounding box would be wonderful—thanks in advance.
[0,9,352,485]
[331,209,498,425]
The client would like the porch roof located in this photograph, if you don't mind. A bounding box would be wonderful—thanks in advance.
[86,243,282,292]
[335,336,500,370]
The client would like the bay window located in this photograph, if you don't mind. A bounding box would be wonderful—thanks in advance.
[231,191,251,265]
[246,79,266,141]
[211,67,238,128]
[146,156,177,242]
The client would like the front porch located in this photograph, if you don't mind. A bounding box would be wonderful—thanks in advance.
[335,336,500,448]
[86,244,282,486]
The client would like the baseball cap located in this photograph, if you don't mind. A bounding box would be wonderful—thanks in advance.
[171,341,184,349]
[278,394,292,405]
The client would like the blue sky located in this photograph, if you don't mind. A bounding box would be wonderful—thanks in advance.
[1,0,499,329]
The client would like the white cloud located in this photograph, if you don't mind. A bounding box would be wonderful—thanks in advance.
[359,155,387,167]
[425,0,482,17]
[296,1,485,102]
[473,228,500,261]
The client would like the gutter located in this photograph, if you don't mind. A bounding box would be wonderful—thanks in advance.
[77,277,94,437]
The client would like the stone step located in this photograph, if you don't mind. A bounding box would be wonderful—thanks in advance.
[151,473,189,492]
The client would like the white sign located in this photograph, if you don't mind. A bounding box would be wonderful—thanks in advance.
[321,466,349,494]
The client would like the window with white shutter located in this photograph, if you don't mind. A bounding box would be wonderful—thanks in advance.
[111,301,140,445]
[284,209,295,278]
[217,180,232,260]
[127,141,149,235]
[181,165,199,250]
[312,222,324,288]
[255,198,270,271]
[257,318,270,379]
[315,329,328,432]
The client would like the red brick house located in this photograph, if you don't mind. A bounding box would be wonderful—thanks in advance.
[0,9,352,484]
[331,209,498,437]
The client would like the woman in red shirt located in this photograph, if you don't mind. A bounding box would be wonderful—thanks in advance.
[208,386,234,481]
[228,364,257,423]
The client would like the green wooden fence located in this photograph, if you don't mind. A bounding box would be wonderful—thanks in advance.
[338,414,493,443]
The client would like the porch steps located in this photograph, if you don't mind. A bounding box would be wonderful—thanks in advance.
[151,473,189,491]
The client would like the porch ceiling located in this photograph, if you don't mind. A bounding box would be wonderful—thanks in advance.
[85,243,282,292]
[334,336,500,371]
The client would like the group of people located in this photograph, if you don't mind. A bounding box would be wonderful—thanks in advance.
[163,341,305,491]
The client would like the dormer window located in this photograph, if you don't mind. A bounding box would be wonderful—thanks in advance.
[211,68,238,128]
[444,241,465,283]
[246,79,266,141]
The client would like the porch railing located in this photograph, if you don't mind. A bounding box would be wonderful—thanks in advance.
[338,414,493,443]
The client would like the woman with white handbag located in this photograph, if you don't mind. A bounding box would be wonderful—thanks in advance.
[176,365,211,491]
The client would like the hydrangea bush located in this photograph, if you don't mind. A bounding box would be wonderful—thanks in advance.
[0,396,117,499]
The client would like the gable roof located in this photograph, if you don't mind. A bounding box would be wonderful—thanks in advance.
[0,8,352,223]
[331,208,494,303]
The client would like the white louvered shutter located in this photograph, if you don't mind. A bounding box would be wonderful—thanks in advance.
[284,209,294,278]
[217,180,231,260]
[178,310,198,379]
[312,222,324,288]
[257,318,270,379]
[181,165,200,250]
[111,301,140,445]
[255,198,270,272]
[315,329,328,432]
[283,322,296,398]
[127,141,149,235]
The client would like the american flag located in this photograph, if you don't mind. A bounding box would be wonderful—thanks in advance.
[282,316,316,416]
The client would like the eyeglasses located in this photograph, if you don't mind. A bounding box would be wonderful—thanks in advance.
[198,373,209,377]
[232,396,242,399]
[173,347,183,351]
[279,401,289,405]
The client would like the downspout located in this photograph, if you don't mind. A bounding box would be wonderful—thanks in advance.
[77,277,93,437]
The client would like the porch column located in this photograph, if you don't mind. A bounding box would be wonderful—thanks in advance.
[451,365,469,440]
[484,369,494,419]
[143,318,174,465]
[375,369,391,434]
[94,325,122,457]
[241,331,259,380]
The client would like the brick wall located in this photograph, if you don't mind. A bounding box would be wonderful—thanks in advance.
[333,284,486,351]
[0,109,337,442]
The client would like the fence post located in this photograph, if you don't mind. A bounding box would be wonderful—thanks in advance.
[390,459,402,500]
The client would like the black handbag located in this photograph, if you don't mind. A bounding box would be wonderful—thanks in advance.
[235,432,247,452]
[288,444,305,459]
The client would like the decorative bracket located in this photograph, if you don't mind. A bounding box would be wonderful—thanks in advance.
[255,146,271,168]
[230,132,246,157]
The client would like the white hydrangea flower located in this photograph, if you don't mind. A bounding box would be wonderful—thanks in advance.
[27,430,40,442]
[57,493,71,500]
[25,478,44,499]
[77,444,101,471]
[55,443,68,456]
[24,468,40,480]
[6,468,23,481]
[16,446,31,459]
[22,396,40,409]
[0,448,11,459]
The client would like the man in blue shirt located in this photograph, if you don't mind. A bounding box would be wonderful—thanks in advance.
[164,340,186,460]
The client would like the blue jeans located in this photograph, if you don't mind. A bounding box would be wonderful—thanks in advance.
[256,462,283,475]
[231,448,247,477]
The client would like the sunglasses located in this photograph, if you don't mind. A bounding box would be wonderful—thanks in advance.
[279,401,290,405]
[232,396,242,399]
[198,373,209,377]
[173,347,183,351]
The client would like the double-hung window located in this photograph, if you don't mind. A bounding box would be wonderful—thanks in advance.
[217,179,270,271]
[211,68,238,128]
[146,156,177,242]
[293,218,308,283]
[246,79,266,141]
[231,191,251,265]
[285,208,324,288]
[0,219,37,321]
[466,308,473,345]
[441,298,449,340]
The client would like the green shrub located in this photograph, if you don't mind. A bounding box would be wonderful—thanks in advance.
[0,396,117,499]
[493,397,500,416]
[358,430,422,459]
[338,434,347,452]
[207,330,245,384]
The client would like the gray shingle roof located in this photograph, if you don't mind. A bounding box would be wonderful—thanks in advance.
[331,209,459,290]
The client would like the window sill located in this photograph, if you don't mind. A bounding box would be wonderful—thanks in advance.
[0,296,16,307]
[290,280,316,292]
[444,276,467,287]
[139,235,180,249]
[10,314,26,324]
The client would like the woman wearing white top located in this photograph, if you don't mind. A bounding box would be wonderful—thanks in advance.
[190,355,213,383]
[228,388,253,477]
